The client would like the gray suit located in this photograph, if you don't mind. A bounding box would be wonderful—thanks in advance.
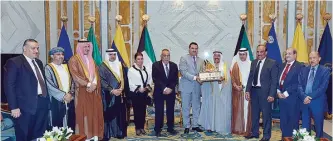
[179,54,204,128]
[245,58,278,139]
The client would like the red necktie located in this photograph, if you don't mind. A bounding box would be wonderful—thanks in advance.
[280,64,291,89]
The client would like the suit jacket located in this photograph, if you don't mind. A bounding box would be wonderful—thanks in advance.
[277,61,303,102]
[298,65,330,101]
[178,54,204,93]
[4,55,48,114]
[152,61,179,97]
[246,58,279,97]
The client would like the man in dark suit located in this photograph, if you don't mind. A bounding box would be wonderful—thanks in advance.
[277,48,303,138]
[4,39,49,141]
[245,44,279,141]
[152,49,179,137]
[298,51,330,138]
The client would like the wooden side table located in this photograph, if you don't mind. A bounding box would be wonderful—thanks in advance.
[69,134,87,141]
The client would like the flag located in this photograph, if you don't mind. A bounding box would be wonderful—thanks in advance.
[266,22,283,119]
[318,23,332,114]
[292,23,308,63]
[266,23,282,64]
[111,25,130,68]
[57,24,73,62]
[137,25,156,69]
[87,26,102,66]
[231,24,254,71]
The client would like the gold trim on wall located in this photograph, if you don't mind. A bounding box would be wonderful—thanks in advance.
[283,4,287,48]
[57,1,61,36]
[63,1,67,29]
[247,1,254,47]
[119,1,130,25]
[307,1,315,52]
[45,0,51,63]
[139,0,145,34]
[84,1,90,38]
[108,1,112,49]
[262,1,275,41]
[95,1,101,49]
[320,1,327,26]
[73,1,79,51]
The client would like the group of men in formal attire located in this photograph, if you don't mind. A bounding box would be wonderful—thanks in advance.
[3,39,330,141]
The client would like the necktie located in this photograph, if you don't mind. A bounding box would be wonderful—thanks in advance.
[32,60,47,97]
[193,56,197,71]
[165,64,169,78]
[253,60,262,86]
[280,64,291,89]
[305,67,315,94]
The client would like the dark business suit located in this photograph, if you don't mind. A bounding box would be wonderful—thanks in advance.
[298,65,330,138]
[4,55,49,141]
[246,58,278,139]
[277,61,303,137]
[152,61,179,133]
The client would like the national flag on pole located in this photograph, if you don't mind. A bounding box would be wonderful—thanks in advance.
[111,25,130,68]
[57,24,73,63]
[87,26,103,66]
[231,24,254,71]
[266,22,282,119]
[137,25,156,69]
[266,22,282,64]
[318,23,332,114]
[292,23,308,63]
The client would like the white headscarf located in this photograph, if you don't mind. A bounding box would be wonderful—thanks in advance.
[105,49,121,77]
[231,48,251,86]
[213,51,227,90]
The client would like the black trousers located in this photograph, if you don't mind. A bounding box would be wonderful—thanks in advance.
[250,87,272,139]
[14,96,49,141]
[131,92,147,130]
[154,94,175,132]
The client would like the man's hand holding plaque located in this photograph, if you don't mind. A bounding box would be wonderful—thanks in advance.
[218,76,225,84]
[199,60,221,82]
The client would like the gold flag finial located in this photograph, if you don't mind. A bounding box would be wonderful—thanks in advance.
[115,15,122,24]
[88,16,95,26]
[240,14,247,25]
[296,13,303,23]
[142,14,149,26]
[61,16,68,23]
[324,13,332,21]
[269,14,276,22]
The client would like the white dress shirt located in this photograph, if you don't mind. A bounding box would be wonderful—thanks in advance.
[277,60,295,97]
[163,63,170,91]
[51,63,70,93]
[24,54,44,95]
[253,57,266,87]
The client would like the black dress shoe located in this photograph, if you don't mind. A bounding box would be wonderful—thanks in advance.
[184,128,189,134]
[167,129,178,135]
[192,127,203,132]
[260,138,270,141]
[136,129,141,136]
[140,129,147,135]
[244,135,259,139]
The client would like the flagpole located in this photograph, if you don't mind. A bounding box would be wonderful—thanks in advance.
[323,13,332,120]
[88,16,96,31]
[60,16,69,127]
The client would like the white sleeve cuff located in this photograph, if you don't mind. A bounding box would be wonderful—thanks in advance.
[277,89,281,93]
[163,87,168,92]
[87,82,92,87]
[92,77,97,84]
[283,91,289,97]
[193,76,197,80]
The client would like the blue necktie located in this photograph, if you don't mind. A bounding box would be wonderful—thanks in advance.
[305,67,315,94]
[193,56,197,71]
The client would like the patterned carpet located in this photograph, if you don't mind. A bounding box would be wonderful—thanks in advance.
[111,110,285,141]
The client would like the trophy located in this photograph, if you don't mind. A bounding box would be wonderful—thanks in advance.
[199,60,223,82]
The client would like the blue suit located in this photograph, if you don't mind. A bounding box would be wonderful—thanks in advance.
[298,65,330,138]
[277,61,303,137]
[179,54,203,128]
[4,55,50,141]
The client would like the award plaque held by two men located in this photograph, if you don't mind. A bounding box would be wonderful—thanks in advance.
[199,60,224,82]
